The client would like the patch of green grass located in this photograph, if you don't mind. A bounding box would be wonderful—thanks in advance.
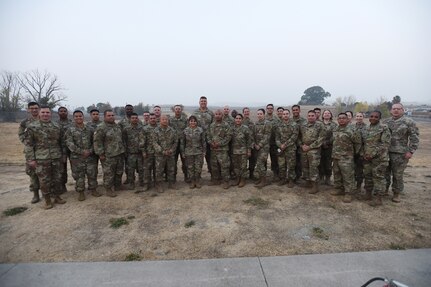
[109,217,129,229]
[243,197,269,208]
[124,252,141,261]
[312,227,329,240]
[389,243,406,250]
[184,220,195,228]
[3,207,28,216]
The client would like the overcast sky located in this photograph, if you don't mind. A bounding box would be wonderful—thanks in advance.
[1,0,430,109]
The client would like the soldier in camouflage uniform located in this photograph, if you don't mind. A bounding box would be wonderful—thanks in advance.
[319,110,337,185]
[94,110,125,197]
[65,110,100,201]
[275,109,299,188]
[153,105,162,123]
[330,113,362,203]
[24,106,67,209]
[86,108,102,186]
[141,113,158,190]
[266,104,281,180]
[142,111,150,126]
[19,102,41,203]
[222,105,234,125]
[193,96,214,173]
[231,114,252,188]
[253,109,272,189]
[242,107,257,180]
[384,103,419,202]
[57,106,72,193]
[180,116,206,189]
[292,105,307,182]
[122,113,144,191]
[118,104,134,185]
[207,109,232,189]
[276,107,284,120]
[299,110,325,194]
[353,112,367,191]
[363,111,391,206]
[170,105,189,182]
[152,115,178,192]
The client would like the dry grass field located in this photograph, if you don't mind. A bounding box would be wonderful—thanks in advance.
[0,120,430,263]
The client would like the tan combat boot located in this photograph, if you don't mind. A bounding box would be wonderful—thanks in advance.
[254,177,262,186]
[54,195,66,204]
[392,192,400,203]
[44,195,53,210]
[31,190,40,204]
[256,177,267,189]
[195,178,202,189]
[78,191,85,201]
[90,189,102,197]
[238,177,246,188]
[222,181,230,189]
[189,179,196,189]
[369,195,383,207]
[308,181,319,194]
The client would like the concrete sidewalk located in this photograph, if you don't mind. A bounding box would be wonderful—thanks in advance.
[1,249,430,287]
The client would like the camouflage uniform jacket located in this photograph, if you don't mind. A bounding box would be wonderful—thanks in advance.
[169,113,188,137]
[354,122,368,155]
[118,116,131,130]
[140,124,157,156]
[298,121,325,149]
[322,121,337,149]
[193,108,214,132]
[57,118,72,133]
[19,117,38,143]
[332,125,362,160]
[384,115,419,154]
[65,124,95,159]
[293,116,307,145]
[242,118,255,146]
[231,125,252,155]
[363,122,391,160]
[222,114,234,126]
[122,124,143,154]
[207,121,232,151]
[275,120,299,151]
[152,126,178,155]
[24,120,66,160]
[86,120,102,131]
[93,122,125,157]
[253,119,272,150]
[180,126,206,156]
[265,114,281,145]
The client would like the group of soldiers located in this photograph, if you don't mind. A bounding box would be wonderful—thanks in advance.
[19,96,419,209]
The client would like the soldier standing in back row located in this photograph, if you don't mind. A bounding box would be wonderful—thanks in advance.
[170,105,189,183]
[24,106,67,209]
[353,112,367,192]
[363,111,391,206]
[57,106,72,193]
[330,113,362,203]
[242,107,257,180]
[292,105,307,183]
[253,109,272,189]
[19,101,41,203]
[193,96,214,174]
[141,113,158,190]
[265,104,281,180]
[94,110,125,197]
[65,110,100,201]
[384,103,419,203]
[299,110,325,194]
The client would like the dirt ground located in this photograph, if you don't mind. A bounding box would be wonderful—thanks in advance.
[0,121,430,263]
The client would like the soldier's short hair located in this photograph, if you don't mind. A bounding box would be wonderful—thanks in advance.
[40,105,50,110]
[292,104,300,110]
[149,113,155,116]
[242,107,249,113]
[188,115,198,122]
[257,108,265,114]
[89,109,99,114]
[307,110,316,114]
[266,104,274,109]
[104,109,113,116]
[277,107,284,111]
[314,107,321,112]
[338,112,347,117]
[284,109,291,113]
[131,113,138,117]
[371,110,382,118]
[58,106,67,112]
[73,110,83,115]
[235,113,243,119]
[28,102,39,108]
[345,111,353,117]
[125,104,133,108]
[200,96,207,100]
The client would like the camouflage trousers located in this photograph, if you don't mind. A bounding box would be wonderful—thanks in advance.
[248,148,258,176]
[101,154,124,189]
[60,151,70,188]
[210,150,230,181]
[126,153,144,185]
[35,159,63,196]
[354,154,364,186]
[333,158,355,194]
[185,154,204,180]
[175,143,188,180]
[155,155,175,183]
[232,154,248,178]
[25,162,40,192]
[144,154,156,185]
[269,144,279,177]
[278,148,296,181]
[386,152,409,193]
[295,147,302,180]
[319,147,333,178]
[255,148,269,178]
[301,149,321,182]
[70,155,98,192]
[364,158,388,196]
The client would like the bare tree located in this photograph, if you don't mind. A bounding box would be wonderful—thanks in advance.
[0,71,23,112]
[18,69,66,108]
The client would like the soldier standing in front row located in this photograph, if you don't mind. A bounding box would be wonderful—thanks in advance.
[141,113,158,190]
[94,110,125,197]
[230,114,252,188]
[170,104,189,182]
[363,111,391,206]
[385,103,419,203]
[65,110,100,201]
[253,109,272,189]
[57,106,72,193]
[19,101,41,203]
[152,115,178,193]
[24,106,67,209]
[330,113,362,203]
